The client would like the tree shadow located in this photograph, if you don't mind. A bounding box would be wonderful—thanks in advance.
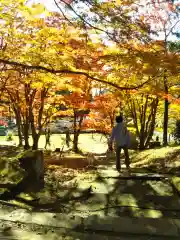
[2,167,180,215]
[1,165,180,238]
[1,146,180,238]
[34,171,180,237]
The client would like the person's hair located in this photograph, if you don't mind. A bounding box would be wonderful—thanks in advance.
[116,115,123,123]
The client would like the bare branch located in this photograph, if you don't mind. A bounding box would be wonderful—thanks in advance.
[166,19,180,39]
[54,0,75,26]
[55,0,115,40]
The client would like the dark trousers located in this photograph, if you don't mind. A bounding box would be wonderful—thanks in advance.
[116,145,130,170]
[45,139,50,149]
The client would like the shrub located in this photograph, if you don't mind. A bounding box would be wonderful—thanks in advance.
[129,131,139,149]
[6,132,13,141]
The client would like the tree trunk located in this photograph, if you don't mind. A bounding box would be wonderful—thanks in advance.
[14,108,23,147]
[163,75,169,146]
[163,99,169,146]
[17,123,23,147]
[127,94,159,150]
[139,130,145,150]
[72,111,84,153]
[23,123,30,149]
[145,97,159,148]
[32,133,40,150]
[31,87,46,151]
[174,120,180,143]
[73,111,78,153]
[139,95,148,150]
[73,132,79,153]
[30,110,40,150]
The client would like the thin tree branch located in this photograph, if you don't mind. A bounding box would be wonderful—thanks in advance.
[57,0,109,33]
[55,0,117,42]
[166,19,180,39]
[54,0,75,26]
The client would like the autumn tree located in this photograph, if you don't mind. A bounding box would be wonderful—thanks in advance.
[0,0,179,153]
[142,0,180,146]
[0,69,62,149]
[84,91,121,133]
[0,0,104,150]
[174,120,180,143]
[54,0,151,43]
[125,90,159,149]
[168,41,180,142]
[59,75,92,153]
[0,0,159,101]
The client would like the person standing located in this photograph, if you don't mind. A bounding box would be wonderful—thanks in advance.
[108,115,130,172]
[66,128,71,148]
[45,127,51,149]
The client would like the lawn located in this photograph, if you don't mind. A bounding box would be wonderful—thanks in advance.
[0,133,108,154]
[131,145,180,170]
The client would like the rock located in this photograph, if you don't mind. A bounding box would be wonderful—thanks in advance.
[54,148,61,152]
[2,226,11,232]
[19,150,44,192]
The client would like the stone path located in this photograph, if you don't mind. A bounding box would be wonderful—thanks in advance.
[1,168,180,239]
[0,215,180,240]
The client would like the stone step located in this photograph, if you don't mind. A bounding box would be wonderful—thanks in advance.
[0,208,180,238]
[96,169,170,179]
[37,190,180,212]
[47,183,180,211]
[0,224,178,240]
[71,194,180,211]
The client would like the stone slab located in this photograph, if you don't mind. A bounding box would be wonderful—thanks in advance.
[0,208,180,237]
[1,227,178,240]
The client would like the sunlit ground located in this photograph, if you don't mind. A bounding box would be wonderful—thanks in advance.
[0,133,108,153]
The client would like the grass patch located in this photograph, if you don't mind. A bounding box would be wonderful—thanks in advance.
[0,133,108,154]
[0,149,28,197]
[172,177,180,191]
[131,146,180,172]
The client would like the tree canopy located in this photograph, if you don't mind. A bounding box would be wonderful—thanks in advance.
[0,0,179,150]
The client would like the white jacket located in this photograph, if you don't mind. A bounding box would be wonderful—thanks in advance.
[109,122,130,147]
